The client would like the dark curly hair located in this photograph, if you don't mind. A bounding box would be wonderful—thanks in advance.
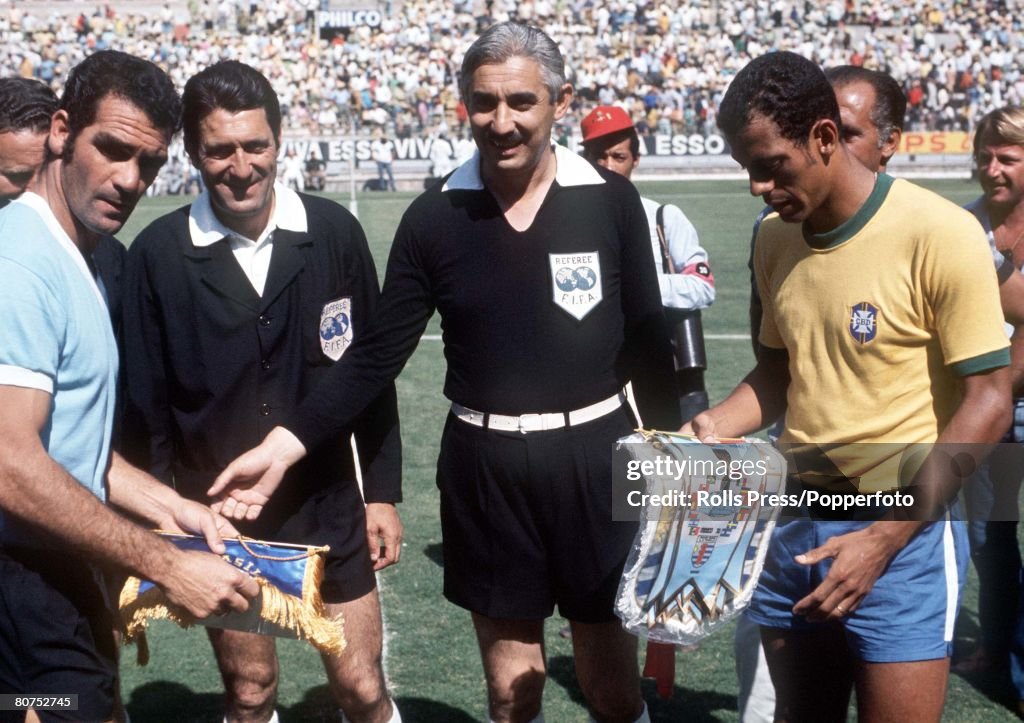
[60,50,181,150]
[182,61,282,159]
[718,52,839,147]
[0,78,57,134]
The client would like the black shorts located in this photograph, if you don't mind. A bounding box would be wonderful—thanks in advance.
[0,549,117,722]
[228,479,375,605]
[436,405,638,623]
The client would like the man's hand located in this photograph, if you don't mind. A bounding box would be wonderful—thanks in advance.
[365,502,403,571]
[681,411,719,442]
[158,549,261,618]
[791,521,919,621]
[158,498,240,555]
[208,427,307,521]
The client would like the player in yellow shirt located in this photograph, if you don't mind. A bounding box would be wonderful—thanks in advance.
[754,173,1006,476]
[686,51,1011,722]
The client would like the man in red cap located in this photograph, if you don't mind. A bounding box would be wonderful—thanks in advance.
[580,105,715,422]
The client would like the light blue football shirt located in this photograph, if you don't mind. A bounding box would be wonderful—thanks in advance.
[0,193,118,544]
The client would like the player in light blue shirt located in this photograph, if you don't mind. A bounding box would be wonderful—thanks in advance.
[0,51,259,720]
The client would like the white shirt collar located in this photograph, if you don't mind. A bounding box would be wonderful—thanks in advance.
[188,183,308,247]
[442,143,605,192]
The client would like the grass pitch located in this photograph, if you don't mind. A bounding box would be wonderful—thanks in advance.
[116,178,1018,721]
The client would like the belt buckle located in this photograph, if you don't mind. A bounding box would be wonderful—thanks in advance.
[518,413,543,433]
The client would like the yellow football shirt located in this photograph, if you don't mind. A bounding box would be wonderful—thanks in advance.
[754,174,1009,491]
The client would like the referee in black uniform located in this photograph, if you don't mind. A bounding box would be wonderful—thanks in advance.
[210,23,679,723]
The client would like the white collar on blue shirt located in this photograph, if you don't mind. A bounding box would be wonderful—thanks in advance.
[188,182,308,247]
[14,192,108,308]
[441,143,605,192]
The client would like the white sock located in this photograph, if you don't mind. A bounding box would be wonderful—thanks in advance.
[588,702,649,723]
[387,701,402,723]
[224,713,278,723]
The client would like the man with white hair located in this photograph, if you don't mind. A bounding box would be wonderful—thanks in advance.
[211,22,678,723]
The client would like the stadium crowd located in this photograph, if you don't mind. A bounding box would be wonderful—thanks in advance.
[2,0,1024,145]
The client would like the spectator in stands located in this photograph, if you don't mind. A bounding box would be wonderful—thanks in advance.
[428,130,454,180]
[305,145,327,191]
[6,0,1024,198]
[281,146,304,191]
[370,130,396,191]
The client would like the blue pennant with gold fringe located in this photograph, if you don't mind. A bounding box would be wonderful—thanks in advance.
[119,533,344,663]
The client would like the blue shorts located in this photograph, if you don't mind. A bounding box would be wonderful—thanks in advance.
[746,516,969,663]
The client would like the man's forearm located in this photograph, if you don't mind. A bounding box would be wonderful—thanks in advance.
[749,298,763,359]
[936,368,1012,447]
[704,352,789,437]
[1009,328,1024,396]
[107,451,186,529]
[0,444,181,583]
[899,367,1011,520]
[700,384,777,437]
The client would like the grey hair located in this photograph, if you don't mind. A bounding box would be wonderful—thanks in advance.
[459,21,566,104]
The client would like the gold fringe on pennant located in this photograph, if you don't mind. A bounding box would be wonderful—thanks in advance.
[256,550,346,656]
[118,577,199,666]
[118,549,345,664]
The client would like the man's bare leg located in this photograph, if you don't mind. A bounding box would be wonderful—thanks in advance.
[472,613,546,723]
[570,620,644,722]
[321,590,395,723]
[854,658,949,723]
[207,628,278,723]
[761,626,853,723]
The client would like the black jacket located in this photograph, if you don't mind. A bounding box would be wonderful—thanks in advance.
[122,192,400,530]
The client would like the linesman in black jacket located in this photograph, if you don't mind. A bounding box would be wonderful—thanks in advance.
[209,24,679,723]
[122,62,403,723]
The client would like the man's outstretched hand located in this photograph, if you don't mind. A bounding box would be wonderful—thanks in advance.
[208,427,307,521]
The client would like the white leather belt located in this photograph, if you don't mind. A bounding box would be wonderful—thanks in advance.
[451,392,625,433]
